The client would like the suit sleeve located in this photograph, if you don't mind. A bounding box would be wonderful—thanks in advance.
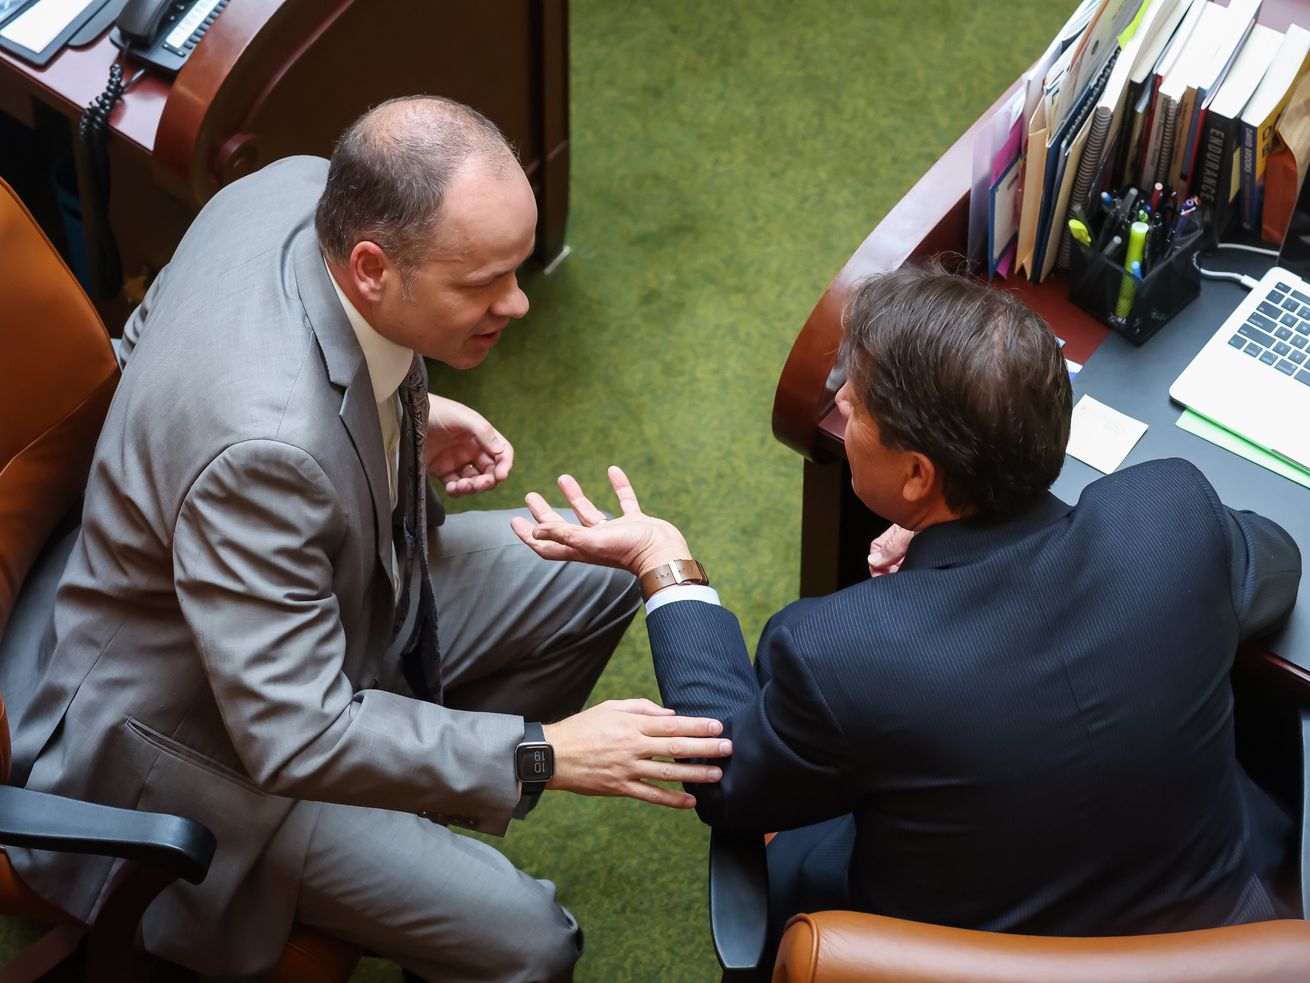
[116,262,169,370]
[172,438,522,834]
[648,600,859,834]
[1223,507,1302,641]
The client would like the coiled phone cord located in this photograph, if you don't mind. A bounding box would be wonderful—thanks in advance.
[75,60,143,302]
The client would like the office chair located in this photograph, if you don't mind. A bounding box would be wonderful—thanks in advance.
[709,677,1310,983]
[0,177,363,982]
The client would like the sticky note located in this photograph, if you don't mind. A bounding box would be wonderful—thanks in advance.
[1066,395,1148,473]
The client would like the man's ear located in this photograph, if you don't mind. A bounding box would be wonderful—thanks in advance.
[901,451,940,505]
[347,241,390,303]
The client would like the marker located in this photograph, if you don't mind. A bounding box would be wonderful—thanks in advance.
[1068,218,1092,246]
[1150,182,1163,211]
[1115,221,1150,318]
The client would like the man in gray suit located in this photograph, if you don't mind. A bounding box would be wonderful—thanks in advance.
[9,96,732,981]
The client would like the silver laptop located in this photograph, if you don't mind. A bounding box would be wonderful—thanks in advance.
[1169,181,1310,471]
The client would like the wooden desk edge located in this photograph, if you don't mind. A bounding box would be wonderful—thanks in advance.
[154,0,352,204]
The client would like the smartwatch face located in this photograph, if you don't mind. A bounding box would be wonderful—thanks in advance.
[516,743,553,781]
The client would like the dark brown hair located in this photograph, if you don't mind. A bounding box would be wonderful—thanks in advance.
[838,260,1072,516]
[315,95,516,278]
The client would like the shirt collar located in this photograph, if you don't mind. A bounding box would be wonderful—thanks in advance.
[324,258,414,404]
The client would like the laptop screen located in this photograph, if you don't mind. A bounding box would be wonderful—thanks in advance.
[1278,169,1310,280]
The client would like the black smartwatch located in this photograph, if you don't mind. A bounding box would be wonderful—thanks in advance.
[515,721,554,793]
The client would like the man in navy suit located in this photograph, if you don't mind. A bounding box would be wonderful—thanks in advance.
[510,263,1302,939]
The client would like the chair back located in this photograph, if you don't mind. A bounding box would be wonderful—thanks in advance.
[772,911,1310,983]
[0,178,118,779]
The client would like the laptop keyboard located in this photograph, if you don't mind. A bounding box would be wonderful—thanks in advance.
[1228,281,1310,386]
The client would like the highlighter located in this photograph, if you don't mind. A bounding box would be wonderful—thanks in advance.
[1114,221,1150,319]
[1067,218,1092,247]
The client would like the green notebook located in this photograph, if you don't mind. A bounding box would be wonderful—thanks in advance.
[1176,410,1310,490]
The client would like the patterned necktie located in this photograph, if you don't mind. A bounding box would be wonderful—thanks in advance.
[392,359,443,703]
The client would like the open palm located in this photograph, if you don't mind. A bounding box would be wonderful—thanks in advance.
[510,467,691,576]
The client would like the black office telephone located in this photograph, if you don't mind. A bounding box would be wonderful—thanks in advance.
[66,0,226,302]
[111,0,229,74]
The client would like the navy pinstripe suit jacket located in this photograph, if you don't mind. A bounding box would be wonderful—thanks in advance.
[648,458,1301,935]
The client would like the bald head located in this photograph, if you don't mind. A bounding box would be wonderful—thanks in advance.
[315,95,520,278]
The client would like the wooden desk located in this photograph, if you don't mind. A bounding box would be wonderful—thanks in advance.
[773,0,1310,703]
[0,0,569,325]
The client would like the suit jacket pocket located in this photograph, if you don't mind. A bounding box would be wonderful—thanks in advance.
[125,716,263,794]
[122,716,299,973]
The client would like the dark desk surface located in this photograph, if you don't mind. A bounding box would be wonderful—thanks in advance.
[1052,251,1309,674]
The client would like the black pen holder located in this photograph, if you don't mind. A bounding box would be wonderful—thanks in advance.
[1066,224,1202,345]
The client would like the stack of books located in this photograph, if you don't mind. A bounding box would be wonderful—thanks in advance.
[977,0,1310,283]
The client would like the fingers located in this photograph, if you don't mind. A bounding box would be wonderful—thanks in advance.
[556,474,608,527]
[524,492,566,525]
[868,558,901,577]
[636,760,724,784]
[604,697,677,716]
[657,736,734,759]
[444,471,497,497]
[489,434,514,482]
[509,516,577,561]
[868,523,915,577]
[625,782,697,810]
[607,465,643,517]
[639,713,724,739]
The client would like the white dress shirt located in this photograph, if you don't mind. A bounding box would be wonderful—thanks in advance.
[644,583,721,613]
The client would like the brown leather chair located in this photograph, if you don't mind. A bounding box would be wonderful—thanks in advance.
[709,672,1310,983]
[771,911,1310,983]
[0,177,364,982]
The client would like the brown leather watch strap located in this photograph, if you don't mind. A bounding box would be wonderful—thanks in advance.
[638,558,709,600]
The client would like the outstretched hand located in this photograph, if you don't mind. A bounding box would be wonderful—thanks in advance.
[425,395,514,497]
[510,466,692,577]
[544,698,731,809]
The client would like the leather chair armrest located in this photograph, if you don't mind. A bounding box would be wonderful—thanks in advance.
[709,828,768,980]
[773,912,1310,983]
[0,784,215,884]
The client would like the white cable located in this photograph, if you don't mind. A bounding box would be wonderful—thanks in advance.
[1211,242,1281,257]
[1192,252,1261,291]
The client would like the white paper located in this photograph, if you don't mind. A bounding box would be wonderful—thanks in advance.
[1066,394,1148,473]
[0,0,95,52]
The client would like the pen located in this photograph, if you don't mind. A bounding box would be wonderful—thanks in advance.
[1130,259,1143,280]
[1101,234,1123,262]
[1096,193,1119,246]
[1150,182,1162,211]
[1115,221,1150,318]
[1117,187,1139,229]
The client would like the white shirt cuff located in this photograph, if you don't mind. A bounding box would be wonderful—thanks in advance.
[644,583,722,615]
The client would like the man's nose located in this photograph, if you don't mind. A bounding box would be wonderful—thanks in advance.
[493,275,530,319]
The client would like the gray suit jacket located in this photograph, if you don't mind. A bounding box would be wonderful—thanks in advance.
[10,157,522,974]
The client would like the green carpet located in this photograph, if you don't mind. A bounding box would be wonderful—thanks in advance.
[2,1,1072,980]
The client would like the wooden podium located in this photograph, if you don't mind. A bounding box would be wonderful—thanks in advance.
[0,0,569,325]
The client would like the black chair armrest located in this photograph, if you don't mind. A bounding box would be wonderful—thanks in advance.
[0,784,215,885]
[709,828,768,980]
